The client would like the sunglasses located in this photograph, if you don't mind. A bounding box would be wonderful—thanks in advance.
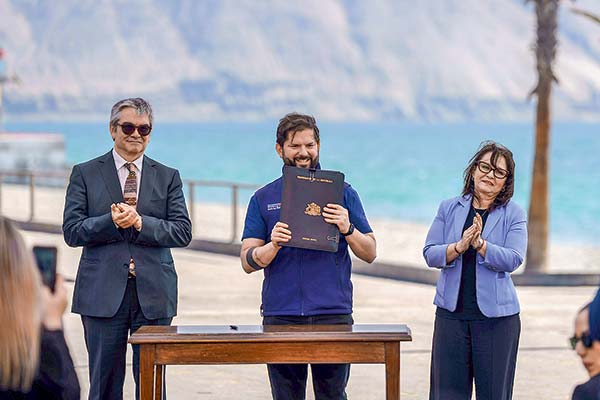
[569,331,593,350]
[476,161,509,179]
[117,122,152,136]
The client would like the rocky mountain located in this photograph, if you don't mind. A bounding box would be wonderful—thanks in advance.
[0,0,599,121]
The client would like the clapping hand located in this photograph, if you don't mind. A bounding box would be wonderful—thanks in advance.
[457,224,478,253]
[469,213,484,249]
[111,203,141,230]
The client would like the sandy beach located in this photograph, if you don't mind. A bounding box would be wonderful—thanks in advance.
[1,182,598,273]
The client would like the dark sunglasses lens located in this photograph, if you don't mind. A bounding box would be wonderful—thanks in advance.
[583,334,594,348]
[138,125,151,136]
[570,333,594,350]
[120,123,136,135]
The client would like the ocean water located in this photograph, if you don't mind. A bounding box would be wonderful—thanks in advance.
[5,121,599,245]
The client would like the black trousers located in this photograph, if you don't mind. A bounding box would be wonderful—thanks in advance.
[82,278,172,400]
[263,314,353,400]
[429,313,520,400]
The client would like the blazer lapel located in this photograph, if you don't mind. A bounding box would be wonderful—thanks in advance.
[454,195,471,241]
[482,205,503,239]
[98,151,124,204]
[137,156,156,214]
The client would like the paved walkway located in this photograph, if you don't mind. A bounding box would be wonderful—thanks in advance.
[22,230,597,399]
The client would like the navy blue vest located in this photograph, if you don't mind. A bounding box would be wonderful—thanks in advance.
[243,175,372,316]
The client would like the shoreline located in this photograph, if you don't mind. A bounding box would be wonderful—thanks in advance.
[2,183,598,273]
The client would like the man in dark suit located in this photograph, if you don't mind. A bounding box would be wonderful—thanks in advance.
[62,97,192,400]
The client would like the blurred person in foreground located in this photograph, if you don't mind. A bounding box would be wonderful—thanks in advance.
[0,216,79,399]
[240,112,377,399]
[571,290,600,400]
[62,98,192,400]
[423,141,527,400]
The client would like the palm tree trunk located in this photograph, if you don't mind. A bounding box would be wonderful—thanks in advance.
[527,80,551,273]
[525,0,558,274]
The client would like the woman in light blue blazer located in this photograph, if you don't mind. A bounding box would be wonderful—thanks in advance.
[423,141,527,400]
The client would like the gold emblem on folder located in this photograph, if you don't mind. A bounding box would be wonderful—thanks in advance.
[304,202,321,216]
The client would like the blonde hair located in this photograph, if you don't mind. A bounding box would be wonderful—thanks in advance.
[0,217,42,391]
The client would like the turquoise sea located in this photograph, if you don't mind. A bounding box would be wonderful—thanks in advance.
[6,121,599,245]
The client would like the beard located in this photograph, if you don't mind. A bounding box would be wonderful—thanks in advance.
[282,153,319,169]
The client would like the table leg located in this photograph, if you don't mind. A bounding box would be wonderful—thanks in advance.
[385,342,400,400]
[139,344,155,400]
[155,364,163,400]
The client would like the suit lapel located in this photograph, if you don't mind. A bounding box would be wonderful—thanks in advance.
[483,205,503,239]
[454,195,471,241]
[137,156,156,214]
[99,151,124,204]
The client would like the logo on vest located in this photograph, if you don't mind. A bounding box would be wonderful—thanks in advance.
[267,203,281,211]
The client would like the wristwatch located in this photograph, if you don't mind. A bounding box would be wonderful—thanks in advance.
[341,223,355,237]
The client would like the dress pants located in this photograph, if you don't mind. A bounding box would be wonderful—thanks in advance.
[429,313,520,400]
[82,277,172,400]
[263,314,354,400]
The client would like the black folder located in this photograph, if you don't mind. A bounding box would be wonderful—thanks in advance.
[280,166,345,252]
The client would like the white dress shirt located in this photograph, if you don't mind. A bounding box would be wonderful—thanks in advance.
[112,148,143,199]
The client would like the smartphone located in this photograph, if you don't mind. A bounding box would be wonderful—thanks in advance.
[33,246,57,292]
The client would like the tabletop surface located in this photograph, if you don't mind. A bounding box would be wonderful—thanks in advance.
[129,324,412,344]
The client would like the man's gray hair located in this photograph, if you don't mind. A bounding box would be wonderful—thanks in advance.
[109,98,154,129]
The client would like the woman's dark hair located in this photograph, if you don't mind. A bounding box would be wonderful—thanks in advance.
[276,113,320,147]
[462,141,515,210]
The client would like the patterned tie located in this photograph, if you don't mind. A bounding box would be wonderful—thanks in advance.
[124,163,137,277]
[123,163,137,207]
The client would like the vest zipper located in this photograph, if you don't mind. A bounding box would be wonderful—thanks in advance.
[299,248,304,316]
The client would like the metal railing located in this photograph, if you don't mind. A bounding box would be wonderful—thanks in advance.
[185,179,258,243]
[0,169,70,222]
[0,169,258,243]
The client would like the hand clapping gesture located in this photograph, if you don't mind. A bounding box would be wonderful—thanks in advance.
[111,203,142,230]
[469,212,484,250]
[457,224,477,253]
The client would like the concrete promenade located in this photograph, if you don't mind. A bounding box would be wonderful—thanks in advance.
[21,229,597,400]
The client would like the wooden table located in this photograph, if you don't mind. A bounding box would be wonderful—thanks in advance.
[129,324,412,399]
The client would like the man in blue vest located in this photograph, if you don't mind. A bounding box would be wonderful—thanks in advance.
[240,112,377,400]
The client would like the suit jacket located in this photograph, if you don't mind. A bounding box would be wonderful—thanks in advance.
[62,150,192,319]
[423,194,527,318]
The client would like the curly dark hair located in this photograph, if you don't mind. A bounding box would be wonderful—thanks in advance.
[462,141,515,210]
[276,113,320,146]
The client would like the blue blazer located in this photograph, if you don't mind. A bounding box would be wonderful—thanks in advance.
[62,151,192,319]
[423,194,528,318]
